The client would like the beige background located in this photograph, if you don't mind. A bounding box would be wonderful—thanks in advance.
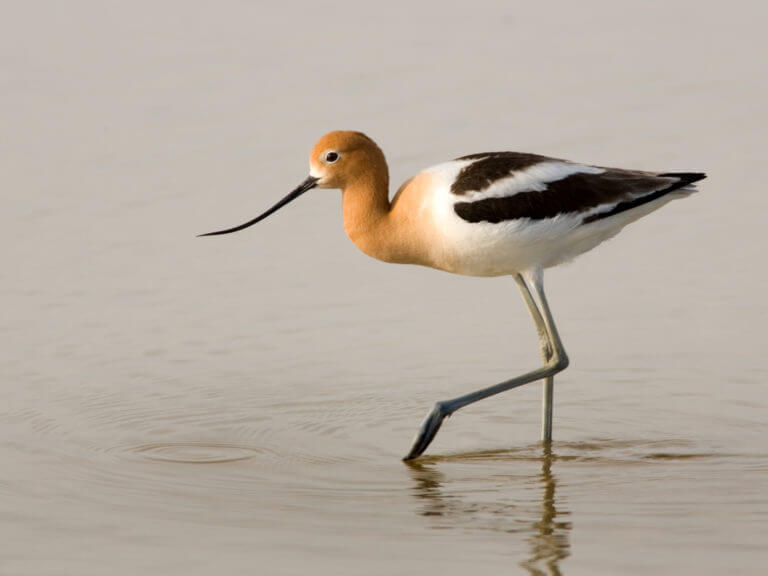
[2,1,767,575]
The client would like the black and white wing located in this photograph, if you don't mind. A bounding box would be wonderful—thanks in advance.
[449,151,706,225]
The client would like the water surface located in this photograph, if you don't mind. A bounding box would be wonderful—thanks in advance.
[2,2,767,574]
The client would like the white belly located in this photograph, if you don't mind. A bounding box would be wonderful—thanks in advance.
[428,181,684,277]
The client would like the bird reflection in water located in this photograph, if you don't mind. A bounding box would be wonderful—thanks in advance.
[405,445,571,575]
[520,445,571,575]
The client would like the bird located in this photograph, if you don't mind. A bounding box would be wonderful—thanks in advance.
[200,130,705,460]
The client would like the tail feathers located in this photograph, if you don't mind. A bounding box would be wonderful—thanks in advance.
[658,172,707,188]
[582,171,705,224]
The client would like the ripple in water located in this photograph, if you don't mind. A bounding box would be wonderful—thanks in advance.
[133,442,259,464]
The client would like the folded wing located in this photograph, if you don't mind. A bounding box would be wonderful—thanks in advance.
[450,152,705,225]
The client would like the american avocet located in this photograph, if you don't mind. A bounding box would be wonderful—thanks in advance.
[200,131,705,460]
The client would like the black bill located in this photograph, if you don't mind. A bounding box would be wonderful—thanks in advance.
[198,175,320,237]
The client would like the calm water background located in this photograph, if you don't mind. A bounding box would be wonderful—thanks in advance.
[2,2,767,574]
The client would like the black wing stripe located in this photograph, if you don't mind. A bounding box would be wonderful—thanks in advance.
[581,172,706,224]
[455,170,659,223]
[451,152,553,195]
[453,171,706,224]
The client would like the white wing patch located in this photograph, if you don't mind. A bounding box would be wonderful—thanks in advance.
[462,161,605,201]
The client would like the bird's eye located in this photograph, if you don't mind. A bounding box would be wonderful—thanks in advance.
[325,151,339,163]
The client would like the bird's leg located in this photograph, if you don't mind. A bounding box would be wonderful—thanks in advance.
[404,269,569,460]
[514,273,553,362]
[523,268,568,377]
[515,274,555,443]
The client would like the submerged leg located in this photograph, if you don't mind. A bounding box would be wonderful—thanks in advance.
[404,269,568,460]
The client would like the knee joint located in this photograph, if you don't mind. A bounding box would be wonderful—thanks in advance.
[547,353,569,373]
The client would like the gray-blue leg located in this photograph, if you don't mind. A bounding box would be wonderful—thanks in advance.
[404,269,568,460]
[514,274,555,443]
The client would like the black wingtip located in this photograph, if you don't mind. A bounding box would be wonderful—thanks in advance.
[658,172,707,186]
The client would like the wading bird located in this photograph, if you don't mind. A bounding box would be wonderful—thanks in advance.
[200,131,704,460]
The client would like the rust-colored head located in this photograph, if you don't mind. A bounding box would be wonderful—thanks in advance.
[198,130,387,237]
[309,130,387,190]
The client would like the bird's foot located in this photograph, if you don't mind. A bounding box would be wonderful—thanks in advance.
[403,402,451,460]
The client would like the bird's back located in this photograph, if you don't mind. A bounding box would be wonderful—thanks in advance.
[395,152,705,276]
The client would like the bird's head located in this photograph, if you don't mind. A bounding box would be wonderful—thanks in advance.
[198,130,385,237]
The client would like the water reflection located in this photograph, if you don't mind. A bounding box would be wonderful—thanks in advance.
[406,446,571,574]
[519,445,571,576]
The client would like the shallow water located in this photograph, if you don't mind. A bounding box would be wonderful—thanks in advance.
[2,1,768,574]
